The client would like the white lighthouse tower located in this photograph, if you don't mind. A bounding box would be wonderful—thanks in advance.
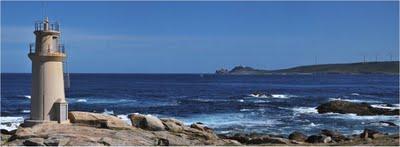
[26,17,68,125]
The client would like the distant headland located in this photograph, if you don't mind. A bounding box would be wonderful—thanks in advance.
[216,61,399,75]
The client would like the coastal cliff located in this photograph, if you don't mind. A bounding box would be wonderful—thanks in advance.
[216,61,399,75]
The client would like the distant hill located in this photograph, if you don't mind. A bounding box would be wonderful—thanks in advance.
[215,61,399,75]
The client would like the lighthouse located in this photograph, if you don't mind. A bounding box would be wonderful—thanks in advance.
[26,17,68,124]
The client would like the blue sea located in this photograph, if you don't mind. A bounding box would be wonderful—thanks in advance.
[1,73,399,136]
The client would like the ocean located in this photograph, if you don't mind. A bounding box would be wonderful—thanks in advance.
[1,73,399,136]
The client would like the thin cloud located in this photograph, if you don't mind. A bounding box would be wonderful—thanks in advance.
[1,26,35,44]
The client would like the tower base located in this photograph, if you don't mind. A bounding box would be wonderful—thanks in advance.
[23,119,70,127]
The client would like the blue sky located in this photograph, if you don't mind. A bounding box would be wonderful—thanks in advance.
[1,1,399,73]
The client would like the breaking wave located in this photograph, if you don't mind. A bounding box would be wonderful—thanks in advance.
[290,107,318,114]
[76,99,87,103]
[329,97,381,103]
[21,110,30,113]
[102,109,114,115]
[16,95,31,99]
[324,113,399,122]
[370,104,400,110]
[248,93,297,99]
[117,114,132,125]
[0,116,24,131]
[177,113,282,129]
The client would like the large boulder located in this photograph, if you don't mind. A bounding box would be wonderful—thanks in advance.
[1,129,16,135]
[288,131,307,142]
[11,127,36,139]
[316,100,399,116]
[160,118,184,132]
[247,136,290,144]
[306,135,332,143]
[320,129,347,142]
[129,113,165,131]
[222,133,250,144]
[68,111,130,129]
[221,133,289,145]
[360,129,384,139]
[23,138,44,146]
[43,136,70,146]
[190,123,213,133]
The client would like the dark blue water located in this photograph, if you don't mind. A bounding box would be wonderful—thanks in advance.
[1,73,399,135]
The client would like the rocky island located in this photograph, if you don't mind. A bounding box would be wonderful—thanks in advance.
[1,100,399,146]
[216,61,399,75]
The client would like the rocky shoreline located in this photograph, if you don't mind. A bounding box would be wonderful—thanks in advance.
[1,100,399,146]
[218,128,399,146]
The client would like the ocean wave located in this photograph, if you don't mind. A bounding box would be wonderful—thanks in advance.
[76,99,87,103]
[350,93,360,96]
[178,113,282,129]
[370,104,400,110]
[102,109,114,115]
[323,113,400,123]
[69,98,137,104]
[0,116,24,131]
[368,121,397,127]
[182,98,231,103]
[21,110,30,113]
[239,108,265,112]
[271,94,293,99]
[238,99,244,102]
[249,93,270,98]
[240,109,252,112]
[253,100,269,103]
[328,97,381,103]
[290,107,318,114]
[15,95,31,99]
[248,93,296,99]
[309,122,319,127]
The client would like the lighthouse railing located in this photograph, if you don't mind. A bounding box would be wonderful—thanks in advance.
[35,21,60,32]
[29,43,66,55]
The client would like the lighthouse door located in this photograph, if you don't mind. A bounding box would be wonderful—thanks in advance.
[52,36,59,52]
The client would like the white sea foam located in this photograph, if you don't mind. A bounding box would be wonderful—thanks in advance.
[16,95,31,99]
[271,94,291,99]
[21,110,30,113]
[352,130,364,135]
[324,113,400,124]
[238,99,244,102]
[248,93,296,99]
[0,116,24,131]
[329,97,381,103]
[309,122,320,127]
[102,109,114,115]
[70,98,137,104]
[249,94,269,98]
[291,107,318,114]
[178,113,282,128]
[371,104,400,110]
[368,122,392,127]
[117,114,132,125]
[253,100,269,103]
[350,93,360,96]
[76,99,87,103]
[240,109,252,112]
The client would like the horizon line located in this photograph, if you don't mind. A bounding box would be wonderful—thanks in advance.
[1,60,398,74]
